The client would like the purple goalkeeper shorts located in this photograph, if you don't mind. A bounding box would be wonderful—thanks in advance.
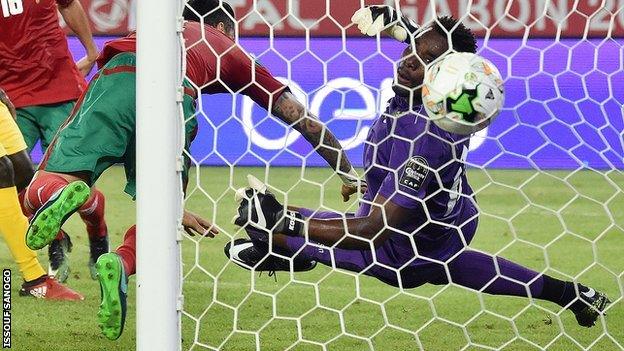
[282,207,479,289]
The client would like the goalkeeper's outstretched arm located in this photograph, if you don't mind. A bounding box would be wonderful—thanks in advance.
[232,175,407,250]
[302,194,408,249]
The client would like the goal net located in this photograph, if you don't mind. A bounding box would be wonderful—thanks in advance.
[172,1,623,350]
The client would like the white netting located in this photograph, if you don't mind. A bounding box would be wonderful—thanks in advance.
[180,1,623,350]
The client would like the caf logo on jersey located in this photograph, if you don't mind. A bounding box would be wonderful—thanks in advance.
[399,156,429,191]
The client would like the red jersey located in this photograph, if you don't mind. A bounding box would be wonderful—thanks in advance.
[0,0,86,108]
[97,22,287,110]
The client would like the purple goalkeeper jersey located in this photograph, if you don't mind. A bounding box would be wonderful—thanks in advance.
[357,95,477,242]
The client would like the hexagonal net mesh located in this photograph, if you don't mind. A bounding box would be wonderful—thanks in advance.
[178,1,623,350]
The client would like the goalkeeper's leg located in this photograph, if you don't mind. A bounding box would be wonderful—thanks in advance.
[273,232,441,288]
[274,208,609,327]
[277,230,609,327]
[446,250,610,327]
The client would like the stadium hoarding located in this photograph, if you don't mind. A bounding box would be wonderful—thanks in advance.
[191,37,623,170]
[67,0,624,37]
[55,36,623,170]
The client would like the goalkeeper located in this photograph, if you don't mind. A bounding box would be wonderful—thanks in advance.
[22,0,361,340]
[229,6,610,329]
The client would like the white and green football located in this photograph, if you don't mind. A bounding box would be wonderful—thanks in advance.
[422,52,504,135]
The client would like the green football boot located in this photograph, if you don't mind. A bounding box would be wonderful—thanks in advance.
[26,181,90,250]
[96,253,127,340]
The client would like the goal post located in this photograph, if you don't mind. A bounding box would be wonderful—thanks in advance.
[136,0,184,349]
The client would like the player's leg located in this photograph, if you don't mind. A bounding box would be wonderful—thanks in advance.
[24,171,90,250]
[24,52,138,250]
[420,210,608,327]
[33,101,111,277]
[0,105,82,300]
[84,52,138,340]
[6,150,34,191]
[27,175,107,282]
[94,76,199,280]
[446,250,610,327]
[14,105,75,278]
[31,177,110,280]
[0,153,44,282]
[78,189,109,279]
[30,102,80,276]
[93,80,203,340]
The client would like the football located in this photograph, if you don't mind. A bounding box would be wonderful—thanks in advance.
[422,52,504,135]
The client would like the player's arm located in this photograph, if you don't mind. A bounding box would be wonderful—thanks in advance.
[0,87,16,120]
[233,175,411,250]
[57,0,99,76]
[222,46,365,200]
[182,210,219,238]
[305,137,441,249]
[271,91,363,200]
[303,194,408,249]
[233,134,436,248]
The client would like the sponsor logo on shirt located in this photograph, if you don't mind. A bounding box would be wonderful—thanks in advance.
[399,156,429,191]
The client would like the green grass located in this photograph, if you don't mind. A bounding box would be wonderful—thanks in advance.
[1,166,623,350]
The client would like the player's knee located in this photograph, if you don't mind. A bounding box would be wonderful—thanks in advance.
[428,273,450,286]
[385,276,425,289]
[399,265,448,288]
[0,156,16,188]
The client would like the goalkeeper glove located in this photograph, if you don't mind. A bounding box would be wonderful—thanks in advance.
[351,5,419,43]
[232,175,305,238]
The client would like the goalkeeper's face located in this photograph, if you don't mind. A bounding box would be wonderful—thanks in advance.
[393,31,448,103]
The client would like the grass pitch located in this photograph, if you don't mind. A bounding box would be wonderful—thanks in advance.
[1,166,622,350]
